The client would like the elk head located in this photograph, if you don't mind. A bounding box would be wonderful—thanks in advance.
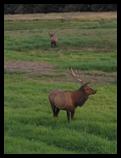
[70,68,96,96]
[49,32,55,37]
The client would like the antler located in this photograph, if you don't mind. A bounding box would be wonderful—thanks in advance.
[70,68,83,83]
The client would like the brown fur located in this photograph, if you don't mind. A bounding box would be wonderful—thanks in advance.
[48,83,96,122]
[49,32,58,47]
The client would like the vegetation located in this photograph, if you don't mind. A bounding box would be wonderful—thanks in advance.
[4,4,117,14]
[4,12,117,154]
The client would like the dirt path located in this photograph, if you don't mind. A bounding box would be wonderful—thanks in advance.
[4,60,117,84]
[4,61,55,75]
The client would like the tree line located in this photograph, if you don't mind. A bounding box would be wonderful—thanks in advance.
[4,4,117,14]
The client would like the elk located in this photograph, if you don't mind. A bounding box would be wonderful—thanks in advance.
[48,68,96,122]
[49,32,58,47]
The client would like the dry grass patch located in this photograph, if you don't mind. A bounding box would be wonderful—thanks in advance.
[4,61,55,75]
[4,12,117,21]
[4,60,117,84]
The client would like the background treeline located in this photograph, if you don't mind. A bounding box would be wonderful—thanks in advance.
[4,4,117,14]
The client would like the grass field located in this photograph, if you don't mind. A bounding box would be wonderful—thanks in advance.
[4,12,117,154]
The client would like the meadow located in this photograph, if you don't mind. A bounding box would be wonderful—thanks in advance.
[4,12,117,154]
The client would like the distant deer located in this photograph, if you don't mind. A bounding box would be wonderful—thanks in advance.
[49,32,58,47]
[48,68,96,122]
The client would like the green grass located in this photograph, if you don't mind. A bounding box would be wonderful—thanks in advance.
[4,73,117,154]
[4,19,116,30]
[4,19,117,51]
[5,50,117,72]
[4,13,117,154]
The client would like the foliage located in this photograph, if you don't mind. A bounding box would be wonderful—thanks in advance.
[4,4,117,14]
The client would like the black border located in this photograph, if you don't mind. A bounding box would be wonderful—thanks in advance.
[3,1,119,4]
[117,2,120,157]
[0,3,4,158]
[2,2,119,158]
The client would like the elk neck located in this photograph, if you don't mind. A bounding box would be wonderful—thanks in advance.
[71,88,88,107]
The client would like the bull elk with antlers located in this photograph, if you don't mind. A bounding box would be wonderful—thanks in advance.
[48,68,96,122]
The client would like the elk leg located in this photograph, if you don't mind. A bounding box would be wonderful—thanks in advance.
[51,42,54,48]
[51,42,53,47]
[67,111,71,123]
[54,42,56,47]
[54,107,60,117]
[71,110,75,120]
[50,102,56,116]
